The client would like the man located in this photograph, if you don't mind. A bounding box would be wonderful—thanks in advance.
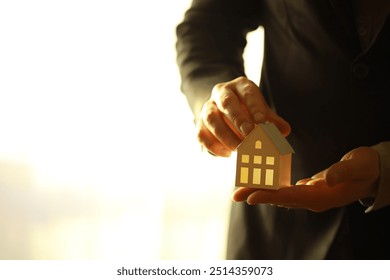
[176,0,390,259]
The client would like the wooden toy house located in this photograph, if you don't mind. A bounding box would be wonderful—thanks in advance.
[235,122,294,190]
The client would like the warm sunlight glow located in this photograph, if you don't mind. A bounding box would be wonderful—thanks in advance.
[0,0,263,260]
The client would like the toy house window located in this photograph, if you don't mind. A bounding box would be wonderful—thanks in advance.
[265,169,274,185]
[253,155,262,164]
[241,154,250,163]
[255,140,262,149]
[266,156,275,165]
[253,168,261,184]
[240,167,249,183]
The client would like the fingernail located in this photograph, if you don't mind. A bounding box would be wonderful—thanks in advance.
[240,122,253,136]
[219,148,231,157]
[306,179,321,185]
[296,180,306,185]
[247,199,255,205]
[247,195,257,205]
[232,194,244,202]
[254,112,265,123]
[311,172,323,179]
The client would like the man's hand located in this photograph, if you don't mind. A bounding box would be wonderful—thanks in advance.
[197,76,291,157]
[232,147,380,212]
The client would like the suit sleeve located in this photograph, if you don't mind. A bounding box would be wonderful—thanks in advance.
[175,0,262,120]
[363,142,390,213]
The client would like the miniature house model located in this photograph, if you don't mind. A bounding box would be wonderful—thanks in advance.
[235,122,294,190]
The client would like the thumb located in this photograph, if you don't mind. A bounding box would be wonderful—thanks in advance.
[324,160,354,187]
[324,147,379,187]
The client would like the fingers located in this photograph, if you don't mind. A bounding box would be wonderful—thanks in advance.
[323,161,352,187]
[199,100,242,152]
[232,78,269,124]
[234,182,332,212]
[213,77,291,137]
[211,78,255,137]
[197,76,291,156]
[197,120,232,157]
[232,187,259,202]
[234,77,291,136]
[322,147,380,188]
[232,147,381,212]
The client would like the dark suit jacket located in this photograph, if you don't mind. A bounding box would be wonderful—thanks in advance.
[176,0,390,259]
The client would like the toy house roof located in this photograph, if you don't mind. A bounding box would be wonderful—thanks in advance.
[238,122,294,154]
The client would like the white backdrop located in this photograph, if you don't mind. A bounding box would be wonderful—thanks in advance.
[0,0,263,259]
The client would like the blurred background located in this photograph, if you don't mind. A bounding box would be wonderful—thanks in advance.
[0,0,263,259]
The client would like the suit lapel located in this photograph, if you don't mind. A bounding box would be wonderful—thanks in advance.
[329,0,389,53]
[327,0,363,55]
[327,0,357,35]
